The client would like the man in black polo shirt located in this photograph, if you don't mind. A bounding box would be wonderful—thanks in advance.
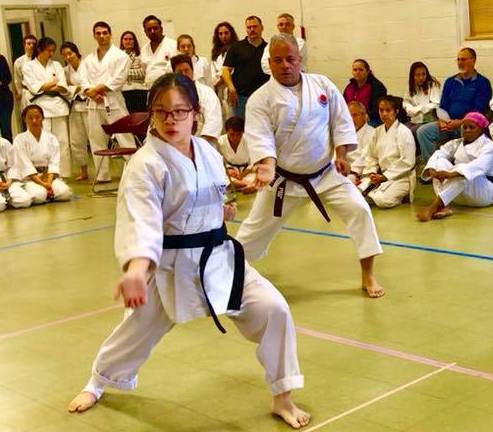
[222,15,269,118]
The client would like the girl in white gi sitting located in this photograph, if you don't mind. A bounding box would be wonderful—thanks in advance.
[68,74,310,430]
[11,105,72,204]
[360,95,416,208]
[417,112,493,221]
[0,137,32,211]
[218,116,256,193]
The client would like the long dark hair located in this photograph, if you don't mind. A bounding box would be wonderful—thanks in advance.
[211,22,239,61]
[408,61,440,97]
[120,31,141,56]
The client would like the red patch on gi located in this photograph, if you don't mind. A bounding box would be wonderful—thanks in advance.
[319,94,328,106]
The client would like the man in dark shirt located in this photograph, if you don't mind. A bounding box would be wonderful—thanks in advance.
[222,15,269,118]
[0,54,14,142]
[417,47,492,162]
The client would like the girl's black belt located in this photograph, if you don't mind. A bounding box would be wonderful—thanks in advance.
[162,224,244,333]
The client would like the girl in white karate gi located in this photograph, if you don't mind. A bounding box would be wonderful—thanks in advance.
[22,37,71,178]
[417,112,493,221]
[0,137,32,211]
[11,105,72,204]
[360,96,416,208]
[61,42,90,182]
[177,34,213,87]
[68,74,310,430]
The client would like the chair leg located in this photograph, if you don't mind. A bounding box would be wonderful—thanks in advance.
[90,156,118,197]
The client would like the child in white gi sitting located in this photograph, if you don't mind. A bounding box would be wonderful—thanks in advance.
[359,95,416,208]
[218,116,256,193]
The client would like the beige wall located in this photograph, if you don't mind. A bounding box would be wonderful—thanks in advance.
[2,0,493,96]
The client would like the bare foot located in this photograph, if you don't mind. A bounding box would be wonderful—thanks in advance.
[68,391,97,413]
[272,392,311,429]
[75,175,89,182]
[432,207,453,219]
[362,274,385,298]
[416,206,435,222]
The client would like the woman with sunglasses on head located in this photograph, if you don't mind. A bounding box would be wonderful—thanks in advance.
[417,112,493,221]
[68,73,310,430]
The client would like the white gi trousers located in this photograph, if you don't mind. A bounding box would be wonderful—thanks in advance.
[69,111,89,167]
[0,182,32,211]
[365,178,412,209]
[432,159,493,207]
[42,117,71,178]
[87,108,136,182]
[237,173,383,261]
[24,179,72,204]
[82,265,303,397]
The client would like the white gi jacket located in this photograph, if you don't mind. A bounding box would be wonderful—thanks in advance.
[13,54,31,102]
[196,81,223,140]
[261,37,307,75]
[10,130,61,179]
[423,134,493,181]
[192,55,212,87]
[403,84,441,124]
[218,135,250,167]
[22,58,69,118]
[363,121,415,179]
[141,37,177,87]
[64,62,88,113]
[80,45,130,111]
[348,123,375,175]
[0,138,12,174]
[246,72,357,197]
[115,134,236,323]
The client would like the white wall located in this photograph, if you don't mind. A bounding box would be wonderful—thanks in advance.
[2,0,493,96]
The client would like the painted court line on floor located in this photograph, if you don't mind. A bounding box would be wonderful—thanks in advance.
[2,304,493,387]
[2,220,493,262]
[302,362,456,432]
[0,305,120,341]
[297,326,493,383]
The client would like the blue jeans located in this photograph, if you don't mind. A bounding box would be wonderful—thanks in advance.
[416,121,460,162]
[234,95,249,119]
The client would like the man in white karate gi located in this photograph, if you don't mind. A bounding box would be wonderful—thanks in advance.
[237,34,385,298]
[82,21,135,182]
[13,34,37,111]
[140,15,177,87]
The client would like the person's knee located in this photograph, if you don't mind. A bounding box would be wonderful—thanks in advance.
[53,184,72,201]
[29,187,48,204]
[372,193,401,209]
[10,192,32,208]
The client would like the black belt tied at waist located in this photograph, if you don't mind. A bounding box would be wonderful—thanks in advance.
[226,160,249,170]
[0,171,11,203]
[162,224,245,334]
[272,162,332,223]
[30,91,71,108]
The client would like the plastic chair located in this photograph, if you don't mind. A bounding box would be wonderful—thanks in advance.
[91,112,150,196]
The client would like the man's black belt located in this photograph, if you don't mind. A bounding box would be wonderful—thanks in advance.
[162,224,245,334]
[272,162,332,223]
